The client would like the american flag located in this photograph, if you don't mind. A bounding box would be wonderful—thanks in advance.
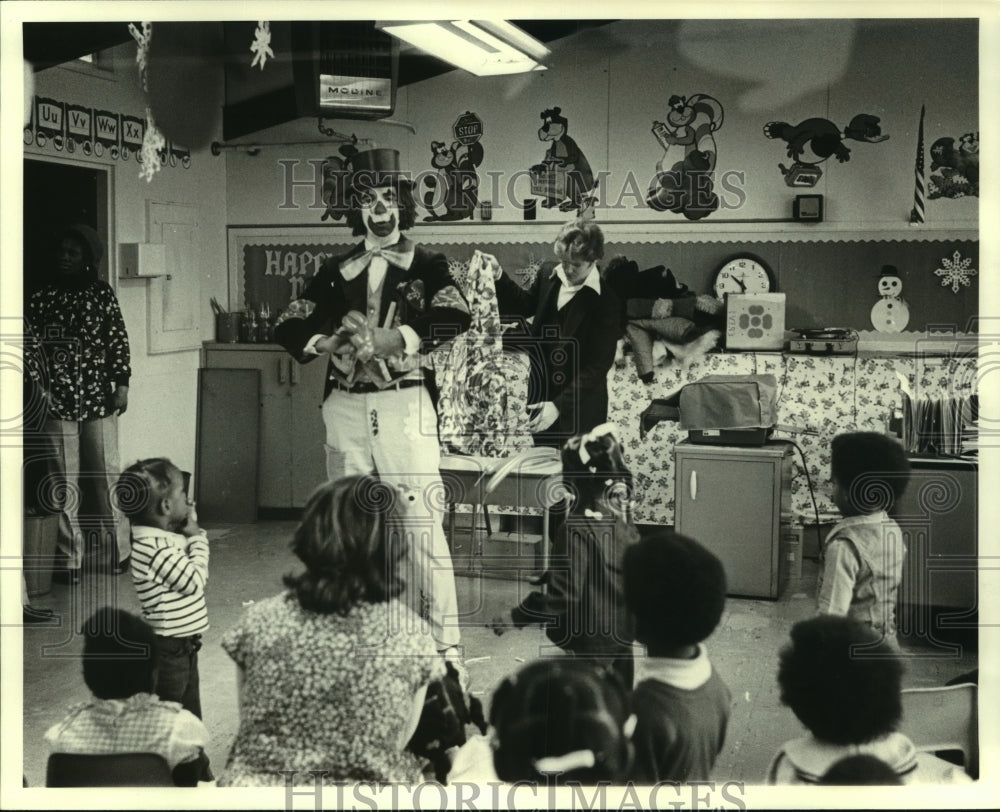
[909,105,926,224]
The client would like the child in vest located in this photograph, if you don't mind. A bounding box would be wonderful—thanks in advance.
[623,530,732,782]
[116,459,211,746]
[45,607,210,785]
[818,432,911,648]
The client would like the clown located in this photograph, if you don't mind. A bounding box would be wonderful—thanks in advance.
[275,148,471,661]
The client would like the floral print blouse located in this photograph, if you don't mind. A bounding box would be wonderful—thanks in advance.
[218,592,445,786]
[27,280,131,421]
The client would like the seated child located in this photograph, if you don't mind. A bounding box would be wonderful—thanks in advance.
[116,459,211,727]
[449,659,636,785]
[623,530,732,782]
[489,424,639,688]
[603,256,723,381]
[45,607,210,786]
[818,432,911,647]
[767,615,971,785]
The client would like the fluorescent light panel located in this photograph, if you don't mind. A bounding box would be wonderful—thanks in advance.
[379,20,549,76]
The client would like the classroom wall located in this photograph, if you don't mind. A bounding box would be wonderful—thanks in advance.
[26,43,228,473]
[226,18,979,230]
[224,17,979,333]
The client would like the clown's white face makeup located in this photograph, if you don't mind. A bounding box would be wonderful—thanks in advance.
[359,186,400,241]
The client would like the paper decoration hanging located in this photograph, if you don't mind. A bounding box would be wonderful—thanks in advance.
[929,131,979,199]
[128,21,165,183]
[250,21,274,70]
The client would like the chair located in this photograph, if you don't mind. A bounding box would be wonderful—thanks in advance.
[900,682,978,778]
[46,752,175,787]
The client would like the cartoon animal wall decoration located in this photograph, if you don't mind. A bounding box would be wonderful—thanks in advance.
[929,131,978,198]
[528,107,596,213]
[646,93,725,221]
[763,113,889,187]
[420,139,485,221]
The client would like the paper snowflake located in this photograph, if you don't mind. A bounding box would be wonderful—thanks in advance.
[250,21,274,70]
[934,251,977,293]
[448,258,472,292]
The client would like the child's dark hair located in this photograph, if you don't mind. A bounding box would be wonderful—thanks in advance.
[489,659,634,783]
[561,424,632,513]
[283,475,406,614]
[831,432,911,513]
[777,615,903,745]
[820,754,903,785]
[344,180,417,236]
[114,458,177,521]
[623,530,726,649]
[82,607,158,700]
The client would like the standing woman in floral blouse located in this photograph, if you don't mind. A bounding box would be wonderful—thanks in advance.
[27,224,132,584]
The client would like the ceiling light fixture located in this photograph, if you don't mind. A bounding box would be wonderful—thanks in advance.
[376,20,550,76]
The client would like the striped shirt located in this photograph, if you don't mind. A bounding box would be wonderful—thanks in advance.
[130,526,210,637]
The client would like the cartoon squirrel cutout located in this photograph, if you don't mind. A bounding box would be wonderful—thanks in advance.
[530,107,596,212]
[763,114,889,185]
[647,93,725,221]
[421,140,485,222]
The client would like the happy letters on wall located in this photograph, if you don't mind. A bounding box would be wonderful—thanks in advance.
[24,96,191,169]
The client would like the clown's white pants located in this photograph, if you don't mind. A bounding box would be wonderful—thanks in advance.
[321,384,461,650]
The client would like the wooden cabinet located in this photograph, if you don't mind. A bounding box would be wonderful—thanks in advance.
[202,344,328,511]
[674,441,794,599]
[896,456,977,621]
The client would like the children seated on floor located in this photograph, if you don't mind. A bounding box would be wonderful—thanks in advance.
[818,432,911,648]
[44,607,210,786]
[767,615,971,785]
[488,424,640,688]
[448,658,636,784]
[623,530,732,783]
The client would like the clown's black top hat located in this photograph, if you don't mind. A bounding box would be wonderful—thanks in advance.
[347,148,414,189]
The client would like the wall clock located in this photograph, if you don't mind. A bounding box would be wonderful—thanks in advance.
[712,254,775,297]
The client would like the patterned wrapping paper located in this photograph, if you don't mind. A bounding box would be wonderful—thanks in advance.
[434,346,978,527]
[433,252,534,459]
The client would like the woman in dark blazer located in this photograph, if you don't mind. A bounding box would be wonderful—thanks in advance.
[491,219,622,447]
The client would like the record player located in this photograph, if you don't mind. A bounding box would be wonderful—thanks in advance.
[788,328,858,355]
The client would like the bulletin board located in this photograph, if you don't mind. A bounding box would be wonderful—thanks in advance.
[227,224,979,336]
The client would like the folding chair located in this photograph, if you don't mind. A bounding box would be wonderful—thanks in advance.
[899,682,978,778]
[46,752,174,787]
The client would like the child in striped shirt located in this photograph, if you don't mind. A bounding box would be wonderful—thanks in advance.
[116,458,210,723]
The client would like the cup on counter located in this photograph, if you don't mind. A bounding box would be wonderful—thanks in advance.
[523,199,537,221]
[215,312,242,343]
[479,201,493,221]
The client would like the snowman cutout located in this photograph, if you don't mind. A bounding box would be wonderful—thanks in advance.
[870,265,910,333]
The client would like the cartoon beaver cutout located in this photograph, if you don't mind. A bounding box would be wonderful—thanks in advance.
[421,139,485,222]
[529,107,595,212]
[647,93,724,221]
[763,113,889,185]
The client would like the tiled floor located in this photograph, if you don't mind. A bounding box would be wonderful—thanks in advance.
[20,520,978,788]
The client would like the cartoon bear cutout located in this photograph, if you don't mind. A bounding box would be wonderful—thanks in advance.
[870,265,910,333]
[530,107,596,212]
[421,139,485,222]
